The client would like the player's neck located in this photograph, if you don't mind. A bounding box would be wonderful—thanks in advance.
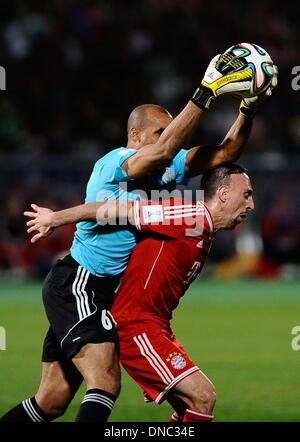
[204,199,226,233]
[126,140,140,150]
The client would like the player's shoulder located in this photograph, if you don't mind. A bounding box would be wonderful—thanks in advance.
[137,198,192,223]
[139,197,191,207]
[93,147,136,168]
[111,147,138,159]
[172,148,189,161]
[159,197,194,208]
[97,147,128,162]
[168,149,189,178]
[160,199,210,222]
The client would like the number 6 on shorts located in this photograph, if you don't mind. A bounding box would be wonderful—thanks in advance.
[101,310,115,330]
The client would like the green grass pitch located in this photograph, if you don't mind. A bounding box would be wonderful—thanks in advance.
[0,279,300,422]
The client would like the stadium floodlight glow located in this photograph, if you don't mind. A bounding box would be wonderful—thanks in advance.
[0,66,6,90]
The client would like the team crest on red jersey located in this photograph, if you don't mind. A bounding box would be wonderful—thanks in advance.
[167,352,186,370]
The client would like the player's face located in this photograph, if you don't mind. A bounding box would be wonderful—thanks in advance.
[224,173,254,229]
[139,110,173,147]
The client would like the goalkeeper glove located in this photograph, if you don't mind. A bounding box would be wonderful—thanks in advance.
[192,52,253,110]
[239,65,279,118]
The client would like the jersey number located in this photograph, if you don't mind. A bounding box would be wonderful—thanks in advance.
[101,310,115,330]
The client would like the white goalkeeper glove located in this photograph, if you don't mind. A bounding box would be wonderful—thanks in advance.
[192,52,253,110]
[239,65,279,118]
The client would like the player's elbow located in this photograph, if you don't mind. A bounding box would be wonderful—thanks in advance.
[216,144,239,165]
[149,149,172,165]
[153,139,178,163]
[141,147,172,168]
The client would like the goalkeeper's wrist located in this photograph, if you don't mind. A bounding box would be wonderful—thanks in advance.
[239,101,257,118]
[191,85,215,111]
[49,212,58,228]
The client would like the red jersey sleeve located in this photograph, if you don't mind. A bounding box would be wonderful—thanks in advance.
[132,198,206,239]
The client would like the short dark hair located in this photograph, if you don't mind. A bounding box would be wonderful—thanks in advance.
[201,163,248,202]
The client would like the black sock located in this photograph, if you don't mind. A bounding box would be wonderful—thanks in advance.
[75,388,116,422]
[0,396,56,422]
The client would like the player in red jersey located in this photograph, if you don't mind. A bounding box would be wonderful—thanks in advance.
[25,163,254,422]
[113,197,215,422]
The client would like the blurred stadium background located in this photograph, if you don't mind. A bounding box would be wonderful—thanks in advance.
[0,0,300,422]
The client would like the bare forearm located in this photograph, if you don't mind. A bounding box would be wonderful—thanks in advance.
[50,203,102,227]
[157,101,204,159]
[50,201,133,228]
[125,101,204,178]
[25,201,134,243]
[220,113,252,162]
[185,112,253,177]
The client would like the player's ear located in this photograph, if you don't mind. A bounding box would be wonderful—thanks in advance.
[218,185,229,204]
[129,127,141,144]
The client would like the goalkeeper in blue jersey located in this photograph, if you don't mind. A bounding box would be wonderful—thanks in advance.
[1,53,277,422]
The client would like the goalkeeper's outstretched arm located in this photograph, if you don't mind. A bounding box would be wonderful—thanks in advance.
[121,52,254,179]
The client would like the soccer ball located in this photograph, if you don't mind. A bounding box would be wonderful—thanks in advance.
[224,42,274,97]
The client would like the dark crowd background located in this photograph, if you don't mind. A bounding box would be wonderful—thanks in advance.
[0,0,299,280]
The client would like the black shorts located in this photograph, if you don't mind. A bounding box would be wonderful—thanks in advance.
[41,254,121,361]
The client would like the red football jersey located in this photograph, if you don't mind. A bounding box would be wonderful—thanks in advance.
[111,198,215,335]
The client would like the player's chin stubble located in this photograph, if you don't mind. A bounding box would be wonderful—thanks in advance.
[224,218,240,230]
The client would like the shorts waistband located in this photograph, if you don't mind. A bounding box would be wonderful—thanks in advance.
[60,254,122,286]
